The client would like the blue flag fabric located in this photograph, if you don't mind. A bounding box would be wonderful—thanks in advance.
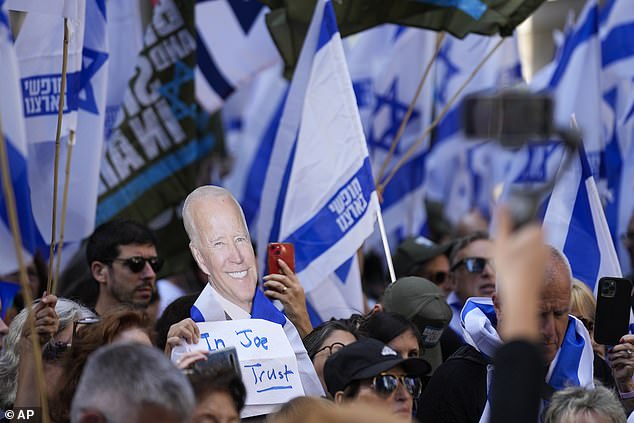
[0,0,46,274]
[196,0,281,113]
[543,146,622,291]
[257,0,379,300]
[599,0,634,277]
[425,32,523,226]
[346,25,435,251]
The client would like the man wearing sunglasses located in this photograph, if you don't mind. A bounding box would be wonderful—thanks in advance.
[392,236,453,296]
[446,232,495,339]
[324,338,430,420]
[88,220,163,316]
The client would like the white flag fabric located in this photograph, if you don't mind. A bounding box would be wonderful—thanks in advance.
[104,0,142,140]
[347,25,436,250]
[196,0,280,113]
[14,0,108,242]
[257,0,379,296]
[425,33,523,226]
[543,146,622,291]
[600,0,634,277]
[0,0,45,274]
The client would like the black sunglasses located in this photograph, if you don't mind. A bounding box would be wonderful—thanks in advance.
[371,373,423,399]
[423,271,449,285]
[450,257,493,274]
[109,256,164,273]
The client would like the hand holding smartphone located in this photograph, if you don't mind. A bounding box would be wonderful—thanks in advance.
[267,242,295,275]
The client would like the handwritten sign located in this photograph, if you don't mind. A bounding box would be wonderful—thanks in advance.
[171,319,304,412]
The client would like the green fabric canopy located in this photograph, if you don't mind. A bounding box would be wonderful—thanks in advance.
[261,0,546,74]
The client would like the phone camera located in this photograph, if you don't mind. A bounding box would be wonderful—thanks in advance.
[601,280,616,298]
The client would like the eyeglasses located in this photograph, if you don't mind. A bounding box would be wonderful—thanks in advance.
[109,256,164,273]
[450,257,493,274]
[371,373,423,399]
[423,271,449,285]
[315,342,346,357]
[72,316,101,339]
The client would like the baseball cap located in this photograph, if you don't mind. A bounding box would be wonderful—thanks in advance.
[382,276,452,372]
[392,236,452,278]
[323,338,431,397]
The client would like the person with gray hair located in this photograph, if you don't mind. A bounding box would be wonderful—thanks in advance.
[70,343,194,423]
[0,297,93,410]
[543,385,626,423]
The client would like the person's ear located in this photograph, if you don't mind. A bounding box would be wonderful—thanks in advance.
[91,261,109,284]
[189,243,211,276]
[372,303,384,313]
[334,391,346,404]
[492,292,501,317]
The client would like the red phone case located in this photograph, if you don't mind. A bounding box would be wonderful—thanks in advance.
[267,243,295,274]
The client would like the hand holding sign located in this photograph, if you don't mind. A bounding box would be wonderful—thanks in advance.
[171,319,305,416]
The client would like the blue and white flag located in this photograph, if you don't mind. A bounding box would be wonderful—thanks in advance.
[543,146,622,291]
[256,0,379,298]
[196,0,281,113]
[13,0,108,242]
[220,65,289,233]
[425,33,523,226]
[0,0,46,274]
[346,25,436,250]
[104,0,141,140]
[599,0,634,277]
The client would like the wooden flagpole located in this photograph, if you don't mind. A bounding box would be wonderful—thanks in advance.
[46,18,69,294]
[379,37,506,192]
[0,119,50,423]
[375,31,446,186]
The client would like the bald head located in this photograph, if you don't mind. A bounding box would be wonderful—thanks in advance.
[494,246,572,364]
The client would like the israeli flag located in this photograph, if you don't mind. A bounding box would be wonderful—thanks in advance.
[0,0,46,274]
[104,0,142,140]
[220,65,289,232]
[196,0,281,113]
[14,0,108,242]
[425,33,523,226]
[257,0,379,299]
[346,25,436,250]
[543,146,622,291]
[600,0,634,277]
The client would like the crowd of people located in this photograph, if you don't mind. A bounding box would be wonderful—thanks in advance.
[1,185,634,423]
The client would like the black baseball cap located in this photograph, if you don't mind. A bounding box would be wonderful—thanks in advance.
[392,237,452,278]
[323,338,431,397]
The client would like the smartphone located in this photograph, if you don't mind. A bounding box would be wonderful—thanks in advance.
[594,277,633,345]
[463,90,554,149]
[267,242,295,275]
[192,346,241,379]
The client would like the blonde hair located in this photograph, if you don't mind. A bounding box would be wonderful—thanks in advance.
[570,279,596,324]
[570,279,604,357]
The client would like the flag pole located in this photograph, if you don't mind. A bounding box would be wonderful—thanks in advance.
[379,37,506,191]
[375,31,445,186]
[52,129,75,294]
[47,18,70,294]
[0,118,50,423]
[376,205,396,283]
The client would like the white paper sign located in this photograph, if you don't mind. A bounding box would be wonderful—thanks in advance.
[171,319,304,409]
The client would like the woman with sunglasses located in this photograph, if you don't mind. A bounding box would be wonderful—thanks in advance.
[324,338,430,420]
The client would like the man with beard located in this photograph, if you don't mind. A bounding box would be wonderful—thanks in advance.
[87,219,164,316]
